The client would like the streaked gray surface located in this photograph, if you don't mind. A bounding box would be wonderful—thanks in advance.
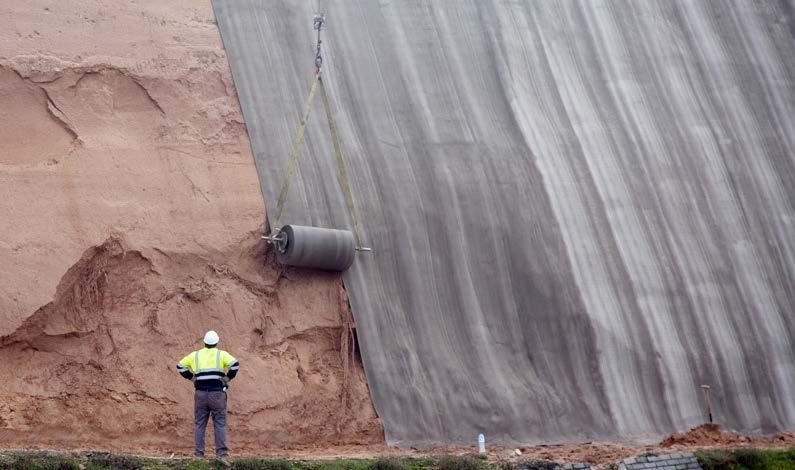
[213,0,795,446]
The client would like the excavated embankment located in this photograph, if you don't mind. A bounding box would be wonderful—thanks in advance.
[0,0,382,453]
[0,234,382,453]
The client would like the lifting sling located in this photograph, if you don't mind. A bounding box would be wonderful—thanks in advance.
[267,13,367,251]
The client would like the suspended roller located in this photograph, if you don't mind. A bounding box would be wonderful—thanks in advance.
[265,225,368,272]
[263,14,371,272]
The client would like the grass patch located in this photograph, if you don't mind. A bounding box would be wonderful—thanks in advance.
[0,451,81,470]
[369,458,409,470]
[499,459,560,470]
[230,458,292,470]
[0,452,496,470]
[14,449,794,470]
[696,448,795,470]
[85,452,147,470]
[292,457,439,470]
[436,455,489,470]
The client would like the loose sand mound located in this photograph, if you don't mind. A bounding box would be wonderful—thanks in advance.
[0,233,382,453]
[660,424,795,448]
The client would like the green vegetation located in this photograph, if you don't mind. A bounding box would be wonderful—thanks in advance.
[0,452,498,470]
[9,448,795,470]
[696,449,795,470]
[0,451,81,470]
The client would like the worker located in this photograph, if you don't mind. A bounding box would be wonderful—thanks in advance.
[176,330,240,459]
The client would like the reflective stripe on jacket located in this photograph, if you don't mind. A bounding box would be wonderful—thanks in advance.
[178,347,238,391]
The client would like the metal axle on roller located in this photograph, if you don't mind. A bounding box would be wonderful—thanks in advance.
[262,225,370,272]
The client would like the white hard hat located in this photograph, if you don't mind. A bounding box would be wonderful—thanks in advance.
[204,330,219,345]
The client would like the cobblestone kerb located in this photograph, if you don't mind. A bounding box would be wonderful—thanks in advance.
[620,453,701,470]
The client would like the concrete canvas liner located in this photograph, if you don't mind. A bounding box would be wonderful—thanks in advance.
[213,0,795,447]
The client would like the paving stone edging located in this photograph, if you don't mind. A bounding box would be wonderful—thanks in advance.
[562,464,592,469]
[619,453,701,470]
[514,452,700,470]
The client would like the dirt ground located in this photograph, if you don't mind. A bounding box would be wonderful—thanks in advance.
[6,424,794,467]
[275,425,794,467]
[499,424,795,467]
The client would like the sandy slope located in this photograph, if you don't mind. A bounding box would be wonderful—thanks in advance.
[0,0,261,334]
[0,0,382,452]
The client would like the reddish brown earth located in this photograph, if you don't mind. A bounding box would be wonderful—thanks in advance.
[0,0,382,455]
[0,0,262,334]
[659,424,795,448]
[488,425,795,467]
[0,233,382,453]
[0,234,382,453]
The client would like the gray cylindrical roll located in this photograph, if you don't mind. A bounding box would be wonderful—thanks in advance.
[274,225,356,271]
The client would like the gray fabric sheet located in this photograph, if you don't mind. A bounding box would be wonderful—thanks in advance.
[212,0,795,447]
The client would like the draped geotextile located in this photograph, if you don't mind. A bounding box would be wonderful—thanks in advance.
[213,0,795,447]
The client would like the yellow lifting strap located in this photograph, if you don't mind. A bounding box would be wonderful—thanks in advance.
[271,74,320,229]
[269,74,364,248]
[319,77,363,248]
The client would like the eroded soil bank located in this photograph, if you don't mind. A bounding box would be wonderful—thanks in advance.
[0,0,382,453]
[0,233,383,453]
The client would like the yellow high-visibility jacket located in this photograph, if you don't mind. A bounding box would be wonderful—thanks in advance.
[177,347,239,391]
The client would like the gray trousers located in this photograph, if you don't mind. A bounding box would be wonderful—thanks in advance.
[194,390,228,456]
